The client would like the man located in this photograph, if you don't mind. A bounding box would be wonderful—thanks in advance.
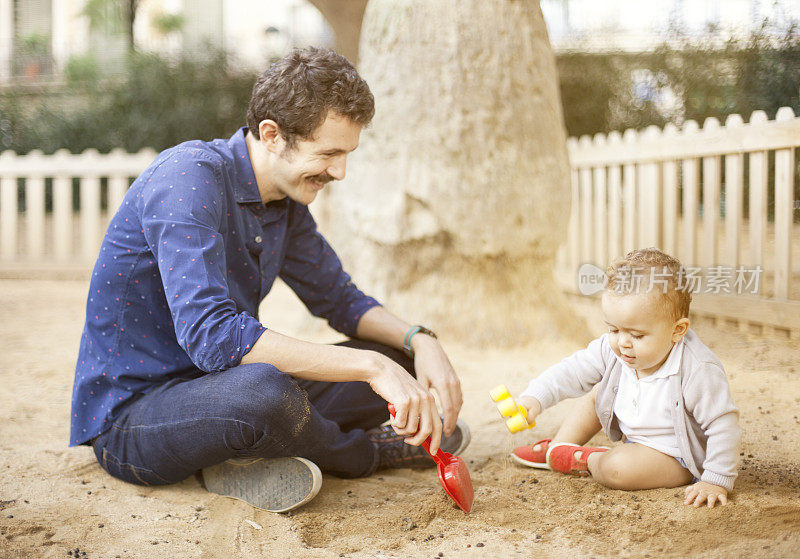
[70,47,468,513]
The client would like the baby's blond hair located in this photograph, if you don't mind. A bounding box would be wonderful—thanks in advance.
[605,248,691,321]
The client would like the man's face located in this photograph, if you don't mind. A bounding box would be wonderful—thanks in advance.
[269,112,361,205]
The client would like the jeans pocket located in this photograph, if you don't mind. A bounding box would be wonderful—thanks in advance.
[98,447,171,486]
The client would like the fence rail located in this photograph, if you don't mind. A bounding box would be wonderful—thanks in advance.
[0,148,155,263]
[558,107,800,336]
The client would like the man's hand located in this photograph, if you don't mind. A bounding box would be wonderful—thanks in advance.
[683,481,729,508]
[365,352,444,455]
[410,333,463,437]
[351,306,465,454]
[516,395,542,426]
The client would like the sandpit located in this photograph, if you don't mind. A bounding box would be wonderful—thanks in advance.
[1,279,799,558]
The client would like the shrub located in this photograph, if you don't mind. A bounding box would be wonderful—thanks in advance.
[0,47,258,154]
[557,22,800,137]
[2,25,799,153]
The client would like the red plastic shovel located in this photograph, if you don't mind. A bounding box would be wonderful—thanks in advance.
[388,404,474,513]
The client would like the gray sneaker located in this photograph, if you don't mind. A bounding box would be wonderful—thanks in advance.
[202,457,322,513]
[369,419,471,469]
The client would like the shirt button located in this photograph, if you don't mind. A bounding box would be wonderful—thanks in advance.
[254,236,262,243]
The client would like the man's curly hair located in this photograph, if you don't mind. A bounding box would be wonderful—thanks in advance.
[246,47,375,149]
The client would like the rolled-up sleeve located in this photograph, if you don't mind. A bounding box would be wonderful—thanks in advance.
[139,150,266,372]
[279,204,380,337]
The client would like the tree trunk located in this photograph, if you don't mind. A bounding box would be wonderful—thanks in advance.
[126,0,138,51]
[322,0,585,346]
[307,0,368,65]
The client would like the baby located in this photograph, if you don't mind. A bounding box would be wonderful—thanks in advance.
[513,248,741,508]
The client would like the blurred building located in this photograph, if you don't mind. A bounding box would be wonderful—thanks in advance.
[0,0,333,84]
[542,0,800,52]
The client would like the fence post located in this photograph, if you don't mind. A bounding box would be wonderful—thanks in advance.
[724,114,744,268]
[607,131,623,262]
[578,135,593,265]
[747,111,768,269]
[622,128,638,254]
[681,120,700,267]
[592,133,608,267]
[662,123,679,256]
[26,170,46,260]
[701,118,721,267]
[0,151,17,259]
[579,166,592,264]
[567,152,580,276]
[52,150,72,261]
[638,126,661,249]
[80,150,102,261]
[774,107,795,299]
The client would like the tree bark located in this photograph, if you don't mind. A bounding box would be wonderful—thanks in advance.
[321,0,585,346]
[307,0,368,65]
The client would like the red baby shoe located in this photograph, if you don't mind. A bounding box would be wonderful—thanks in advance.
[546,442,608,476]
[511,438,552,469]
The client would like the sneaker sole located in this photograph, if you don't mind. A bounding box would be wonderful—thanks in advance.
[202,457,322,513]
[510,452,550,469]
[450,418,471,456]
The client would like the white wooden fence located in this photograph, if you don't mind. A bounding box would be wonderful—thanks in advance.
[1,110,798,335]
[0,148,155,265]
[558,107,800,336]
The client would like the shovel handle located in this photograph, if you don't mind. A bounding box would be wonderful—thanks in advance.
[387,404,445,465]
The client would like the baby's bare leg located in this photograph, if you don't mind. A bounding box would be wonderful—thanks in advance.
[552,385,602,445]
[587,442,694,490]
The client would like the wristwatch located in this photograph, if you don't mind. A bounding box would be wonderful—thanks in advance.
[403,325,437,357]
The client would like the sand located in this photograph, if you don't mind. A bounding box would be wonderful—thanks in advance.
[1,278,799,558]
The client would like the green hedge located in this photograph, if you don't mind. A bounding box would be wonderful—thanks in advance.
[0,49,258,154]
[558,25,800,137]
[1,27,798,154]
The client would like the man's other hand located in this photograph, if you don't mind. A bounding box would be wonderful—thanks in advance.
[366,353,444,455]
[409,334,463,438]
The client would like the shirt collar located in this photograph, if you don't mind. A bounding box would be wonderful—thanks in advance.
[228,127,265,204]
[657,339,684,378]
[647,339,684,379]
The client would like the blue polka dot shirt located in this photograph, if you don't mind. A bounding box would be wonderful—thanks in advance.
[69,127,381,446]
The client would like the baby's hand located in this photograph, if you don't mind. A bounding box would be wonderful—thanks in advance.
[516,395,542,424]
[683,481,728,508]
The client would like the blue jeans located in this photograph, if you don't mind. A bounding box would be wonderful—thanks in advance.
[91,340,414,485]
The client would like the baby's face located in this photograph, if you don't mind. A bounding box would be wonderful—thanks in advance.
[600,290,687,376]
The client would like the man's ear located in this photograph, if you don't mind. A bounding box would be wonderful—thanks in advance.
[258,119,283,154]
[672,317,690,342]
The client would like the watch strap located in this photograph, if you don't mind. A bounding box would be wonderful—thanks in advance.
[403,325,437,357]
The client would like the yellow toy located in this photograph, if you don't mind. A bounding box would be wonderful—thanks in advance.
[489,384,535,433]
